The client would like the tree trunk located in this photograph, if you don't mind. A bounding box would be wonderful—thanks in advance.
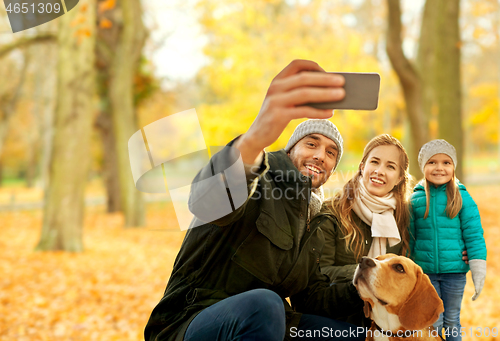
[386,0,428,178]
[95,109,122,212]
[416,0,439,136]
[434,0,463,181]
[108,0,147,227]
[0,51,29,158]
[36,0,96,252]
[25,143,38,188]
[38,43,57,192]
[95,1,122,214]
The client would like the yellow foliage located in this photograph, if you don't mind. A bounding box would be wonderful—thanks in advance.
[99,18,113,29]
[79,2,88,12]
[195,0,404,155]
[98,0,116,14]
[466,82,499,147]
[77,28,92,37]
[70,15,87,27]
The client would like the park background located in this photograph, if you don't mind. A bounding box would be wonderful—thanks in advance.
[1,0,500,340]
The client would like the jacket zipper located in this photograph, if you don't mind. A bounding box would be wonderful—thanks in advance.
[432,188,439,273]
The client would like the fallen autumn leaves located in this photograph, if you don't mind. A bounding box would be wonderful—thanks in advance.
[0,202,185,341]
[1,187,499,341]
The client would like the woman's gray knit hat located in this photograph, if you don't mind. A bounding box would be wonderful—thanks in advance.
[418,139,457,173]
[285,119,343,170]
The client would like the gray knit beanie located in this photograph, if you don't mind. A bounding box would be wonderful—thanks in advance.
[418,139,457,173]
[285,119,343,170]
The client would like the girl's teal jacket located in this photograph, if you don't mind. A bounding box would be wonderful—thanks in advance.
[410,181,487,274]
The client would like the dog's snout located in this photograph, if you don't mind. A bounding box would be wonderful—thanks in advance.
[359,257,376,270]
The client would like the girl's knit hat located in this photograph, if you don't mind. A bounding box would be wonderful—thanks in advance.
[418,139,457,173]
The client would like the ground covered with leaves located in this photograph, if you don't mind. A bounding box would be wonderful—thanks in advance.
[1,186,499,341]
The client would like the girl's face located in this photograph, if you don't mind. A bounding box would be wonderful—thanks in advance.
[360,145,403,197]
[424,153,454,186]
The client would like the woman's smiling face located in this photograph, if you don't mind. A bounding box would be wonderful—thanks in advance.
[360,145,403,197]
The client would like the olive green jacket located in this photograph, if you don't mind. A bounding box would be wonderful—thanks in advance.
[311,203,402,326]
[314,203,402,283]
[145,141,363,341]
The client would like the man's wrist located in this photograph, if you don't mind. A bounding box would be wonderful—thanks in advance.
[234,134,264,165]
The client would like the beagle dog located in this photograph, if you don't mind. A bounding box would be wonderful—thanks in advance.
[353,254,444,341]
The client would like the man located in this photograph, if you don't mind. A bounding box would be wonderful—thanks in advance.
[145,60,365,341]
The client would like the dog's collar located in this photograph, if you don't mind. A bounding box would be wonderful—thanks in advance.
[374,323,410,338]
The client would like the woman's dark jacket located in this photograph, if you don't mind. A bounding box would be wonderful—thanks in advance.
[312,202,402,326]
[144,142,363,341]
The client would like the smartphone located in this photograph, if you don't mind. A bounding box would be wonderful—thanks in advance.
[305,72,381,110]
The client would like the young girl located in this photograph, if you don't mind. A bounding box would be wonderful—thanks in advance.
[410,139,487,341]
[314,134,412,325]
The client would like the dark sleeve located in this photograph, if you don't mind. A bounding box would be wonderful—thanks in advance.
[188,137,269,227]
[319,215,358,283]
[409,200,416,260]
[291,259,364,319]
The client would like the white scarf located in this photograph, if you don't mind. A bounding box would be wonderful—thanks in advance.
[351,178,401,258]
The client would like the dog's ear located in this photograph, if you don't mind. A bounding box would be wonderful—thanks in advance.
[399,269,444,330]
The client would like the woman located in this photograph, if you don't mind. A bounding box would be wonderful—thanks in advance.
[313,134,412,326]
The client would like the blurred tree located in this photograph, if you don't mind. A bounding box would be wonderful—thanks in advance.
[21,44,56,189]
[0,33,55,58]
[36,0,96,251]
[0,52,29,162]
[34,42,57,191]
[0,15,57,187]
[95,0,122,213]
[460,0,499,160]
[387,0,464,180]
[386,0,428,177]
[95,0,147,226]
[416,0,437,137]
[434,0,463,180]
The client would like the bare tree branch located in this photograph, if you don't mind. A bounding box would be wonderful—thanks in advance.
[386,0,419,91]
[0,33,56,59]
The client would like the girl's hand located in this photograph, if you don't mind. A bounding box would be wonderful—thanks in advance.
[462,250,469,264]
[469,259,486,301]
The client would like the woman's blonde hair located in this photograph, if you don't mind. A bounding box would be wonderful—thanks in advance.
[327,134,412,261]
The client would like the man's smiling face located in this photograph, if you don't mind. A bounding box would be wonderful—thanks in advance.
[287,134,338,188]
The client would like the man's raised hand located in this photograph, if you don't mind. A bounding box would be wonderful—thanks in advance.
[235,60,345,164]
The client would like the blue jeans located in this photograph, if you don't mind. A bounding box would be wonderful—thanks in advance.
[427,273,467,341]
[184,289,365,341]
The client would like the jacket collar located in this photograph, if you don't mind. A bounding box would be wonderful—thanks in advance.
[267,150,311,186]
